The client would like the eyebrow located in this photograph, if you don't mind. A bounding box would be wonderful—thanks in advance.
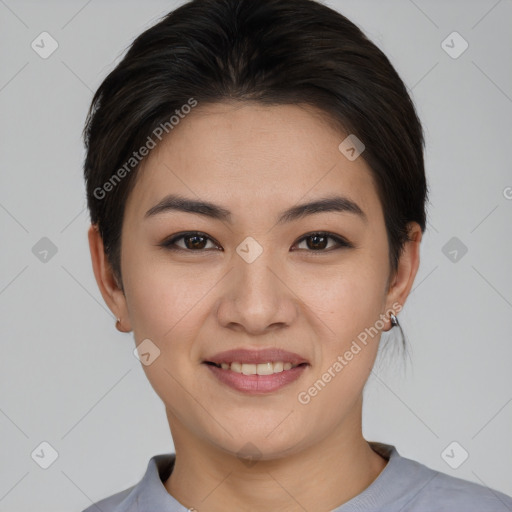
[144,193,367,224]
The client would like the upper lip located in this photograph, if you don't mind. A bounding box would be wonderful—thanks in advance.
[204,348,309,365]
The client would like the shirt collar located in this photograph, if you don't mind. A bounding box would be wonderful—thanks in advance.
[333,441,440,511]
[131,453,188,511]
[124,442,422,512]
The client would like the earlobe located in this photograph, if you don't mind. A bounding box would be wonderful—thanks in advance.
[87,224,132,332]
[115,317,131,333]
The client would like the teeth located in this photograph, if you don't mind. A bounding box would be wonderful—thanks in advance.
[231,362,242,373]
[217,361,300,375]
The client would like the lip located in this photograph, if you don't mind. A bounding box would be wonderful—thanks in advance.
[202,348,310,395]
[204,363,308,394]
[203,348,309,365]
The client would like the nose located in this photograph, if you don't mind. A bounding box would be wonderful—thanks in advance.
[215,249,299,335]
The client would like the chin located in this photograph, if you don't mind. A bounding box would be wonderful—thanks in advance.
[211,426,307,463]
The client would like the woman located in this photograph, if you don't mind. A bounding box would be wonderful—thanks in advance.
[82,0,512,510]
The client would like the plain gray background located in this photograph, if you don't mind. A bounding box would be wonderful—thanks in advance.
[1,0,511,510]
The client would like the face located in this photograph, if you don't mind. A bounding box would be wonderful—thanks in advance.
[89,102,421,460]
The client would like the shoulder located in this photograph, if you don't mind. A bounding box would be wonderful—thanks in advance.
[80,453,177,512]
[396,452,512,511]
[81,485,138,512]
[418,470,512,511]
[363,442,512,512]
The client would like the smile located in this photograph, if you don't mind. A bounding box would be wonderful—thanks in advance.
[203,361,309,394]
[205,361,305,375]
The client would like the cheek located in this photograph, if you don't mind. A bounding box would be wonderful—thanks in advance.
[122,244,210,339]
[295,267,386,422]
[305,256,388,402]
[123,260,209,418]
[308,257,386,338]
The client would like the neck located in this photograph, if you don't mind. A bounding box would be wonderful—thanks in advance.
[163,399,388,512]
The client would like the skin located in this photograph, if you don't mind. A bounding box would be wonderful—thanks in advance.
[88,102,422,512]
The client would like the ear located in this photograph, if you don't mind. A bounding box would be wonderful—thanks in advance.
[88,224,132,332]
[385,221,422,315]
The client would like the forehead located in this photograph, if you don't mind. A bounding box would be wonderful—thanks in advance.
[125,102,382,224]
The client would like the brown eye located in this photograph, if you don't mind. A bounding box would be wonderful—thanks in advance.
[294,232,352,252]
[160,231,351,253]
[160,232,220,251]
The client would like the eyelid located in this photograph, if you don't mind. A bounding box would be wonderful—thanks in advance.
[159,231,353,252]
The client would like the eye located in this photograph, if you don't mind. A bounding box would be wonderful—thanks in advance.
[293,232,352,252]
[159,231,352,253]
[159,231,221,252]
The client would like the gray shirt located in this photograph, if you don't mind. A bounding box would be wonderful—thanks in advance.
[82,442,512,511]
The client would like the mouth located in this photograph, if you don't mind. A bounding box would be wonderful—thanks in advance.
[202,348,310,393]
[203,360,309,375]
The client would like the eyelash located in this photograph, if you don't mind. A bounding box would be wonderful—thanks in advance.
[159,231,353,253]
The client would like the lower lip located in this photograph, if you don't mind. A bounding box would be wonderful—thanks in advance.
[204,363,308,394]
